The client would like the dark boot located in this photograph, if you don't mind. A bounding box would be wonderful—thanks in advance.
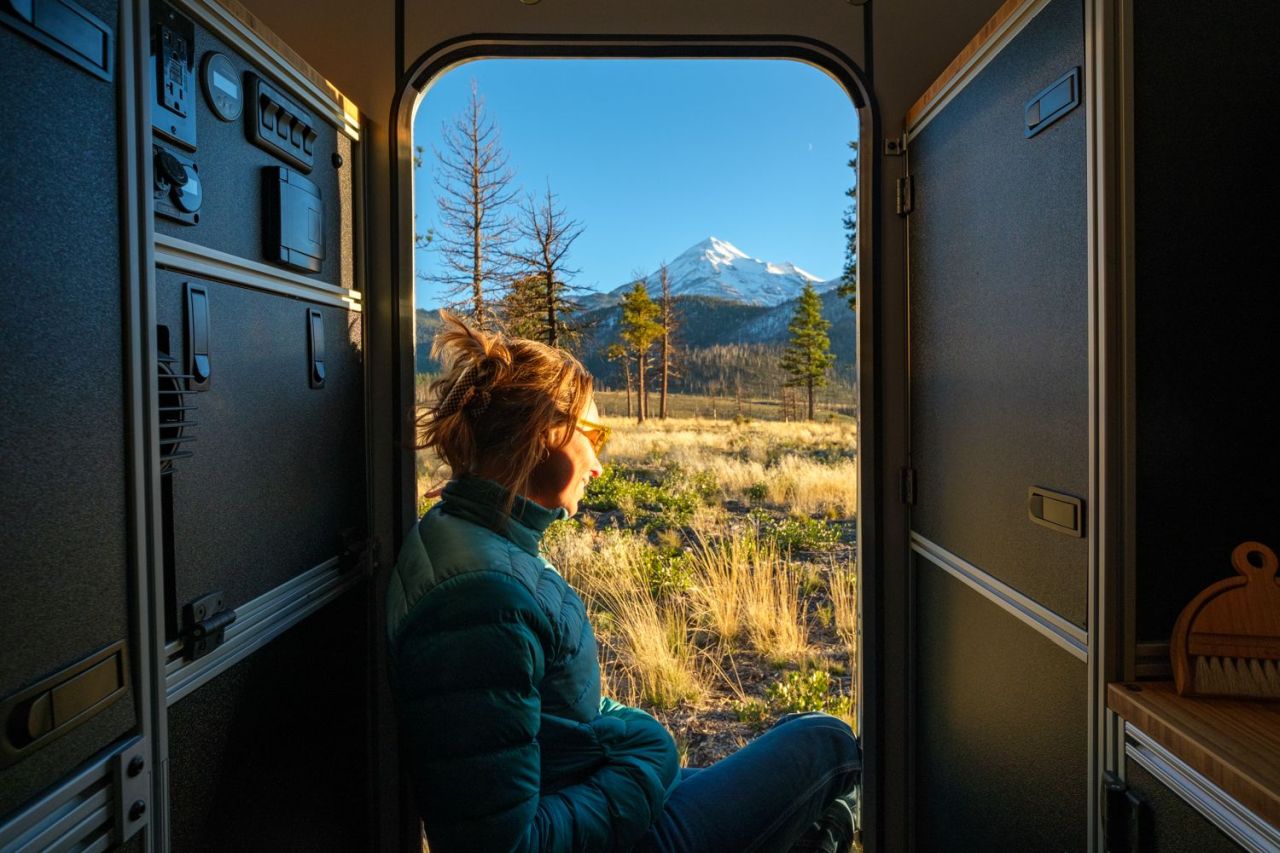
[788,790,858,853]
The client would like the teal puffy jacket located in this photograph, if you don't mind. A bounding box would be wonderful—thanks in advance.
[387,476,680,852]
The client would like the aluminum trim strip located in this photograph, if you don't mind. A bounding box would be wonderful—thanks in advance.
[41,798,109,853]
[1126,724,1280,853]
[79,836,111,853]
[162,555,342,663]
[155,234,362,312]
[165,0,359,140]
[0,736,143,852]
[911,532,1089,661]
[165,563,362,704]
[905,0,1054,141]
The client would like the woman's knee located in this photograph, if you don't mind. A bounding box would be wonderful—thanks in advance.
[771,713,861,767]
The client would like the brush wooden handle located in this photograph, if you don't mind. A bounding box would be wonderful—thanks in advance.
[1171,542,1280,696]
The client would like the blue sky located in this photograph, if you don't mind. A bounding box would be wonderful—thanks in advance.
[412,59,859,309]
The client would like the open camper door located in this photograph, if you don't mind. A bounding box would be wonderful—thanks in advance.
[902,0,1092,848]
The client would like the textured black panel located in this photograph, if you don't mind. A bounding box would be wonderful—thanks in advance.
[909,0,1088,626]
[0,0,137,818]
[1132,1,1280,644]
[914,553,1088,851]
[1123,759,1243,853]
[153,22,348,286]
[168,588,370,852]
[156,273,365,623]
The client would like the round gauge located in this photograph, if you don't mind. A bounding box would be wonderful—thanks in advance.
[201,52,243,122]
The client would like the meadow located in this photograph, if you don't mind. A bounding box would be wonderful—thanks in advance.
[416,402,859,767]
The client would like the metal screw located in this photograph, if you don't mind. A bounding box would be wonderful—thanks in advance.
[127,755,145,777]
[129,800,147,821]
[332,152,343,169]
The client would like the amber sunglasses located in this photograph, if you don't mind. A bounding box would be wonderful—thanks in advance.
[575,417,611,455]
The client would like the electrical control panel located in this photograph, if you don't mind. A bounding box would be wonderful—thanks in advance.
[247,74,318,173]
[153,144,202,225]
[264,167,325,273]
[150,0,196,149]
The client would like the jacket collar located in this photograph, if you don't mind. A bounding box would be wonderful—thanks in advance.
[438,476,567,557]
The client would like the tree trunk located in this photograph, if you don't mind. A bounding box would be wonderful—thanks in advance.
[637,353,647,422]
[660,332,669,419]
[545,269,557,349]
[807,378,815,420]
[471,126,483,325]
[623,358,633,418]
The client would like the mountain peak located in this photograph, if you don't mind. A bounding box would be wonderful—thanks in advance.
[691,236,751,266]
[610,237,828,307]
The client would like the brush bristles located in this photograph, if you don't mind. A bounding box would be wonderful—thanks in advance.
[1192,655,1280,699]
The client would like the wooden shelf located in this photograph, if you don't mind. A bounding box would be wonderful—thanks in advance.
[1107,681,1280,829]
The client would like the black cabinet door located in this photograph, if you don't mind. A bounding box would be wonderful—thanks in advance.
[905,0,1090,848]
[0,0,140,828]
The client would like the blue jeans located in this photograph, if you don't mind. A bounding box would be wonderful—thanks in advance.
[633,713,862,853]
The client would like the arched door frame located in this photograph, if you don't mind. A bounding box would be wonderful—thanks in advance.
[388,33,888,848]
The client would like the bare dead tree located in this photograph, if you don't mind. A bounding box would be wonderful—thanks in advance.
[503,182,586,348]
[657,262,679,419]
[427,81,517,327]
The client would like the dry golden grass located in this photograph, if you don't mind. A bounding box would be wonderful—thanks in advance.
[829,562,858,660]
[598,416,857,518]
[545,527,708,710]
[687,521,811,665]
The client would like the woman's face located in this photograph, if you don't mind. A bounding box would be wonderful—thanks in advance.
[526,398,604,516]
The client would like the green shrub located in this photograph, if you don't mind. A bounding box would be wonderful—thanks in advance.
[584,464,717,532]
[640,548,695,598]
[744,482,769,504]
[733,699,769,730]
[749,512,841,553]
[765,669,853,717]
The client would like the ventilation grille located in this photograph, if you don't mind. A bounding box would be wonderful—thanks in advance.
[158,353,204,473]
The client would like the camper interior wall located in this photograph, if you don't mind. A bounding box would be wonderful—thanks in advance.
[232,1,1007,851]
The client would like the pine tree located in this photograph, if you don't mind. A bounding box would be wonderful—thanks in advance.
[836,140,859,314]
[503,182,586,348]
[619,281,662,422]
[428,81,517,327]
[780,282,835,420]
[499,273,548,340]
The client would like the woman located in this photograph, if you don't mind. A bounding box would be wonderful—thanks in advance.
[386,312,860,853]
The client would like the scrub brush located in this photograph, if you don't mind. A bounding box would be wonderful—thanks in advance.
[1171,541,1280,700]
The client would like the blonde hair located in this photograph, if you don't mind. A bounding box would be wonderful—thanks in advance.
[416,310,594,521]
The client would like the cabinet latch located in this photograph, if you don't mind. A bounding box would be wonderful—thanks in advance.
[1101,772,1145,853]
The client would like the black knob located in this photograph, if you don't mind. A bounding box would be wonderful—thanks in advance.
[128,755,145,777]
[129,800,147,821]
[155,150,188,187]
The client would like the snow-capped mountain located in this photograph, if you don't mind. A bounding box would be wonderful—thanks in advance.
[601,237,837,307]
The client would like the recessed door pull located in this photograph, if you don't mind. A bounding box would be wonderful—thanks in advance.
[307,308,325,389]
[1028,486,1084,537]
[0,641,129,767]
[185,283,211,390]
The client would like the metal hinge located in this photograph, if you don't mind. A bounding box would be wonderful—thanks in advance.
[181,591,236,661]
[1101,772,1145,853]
[900,466,917,506]
[339,528,374,574]
[883,134,906,156]
[896,175,914,215]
